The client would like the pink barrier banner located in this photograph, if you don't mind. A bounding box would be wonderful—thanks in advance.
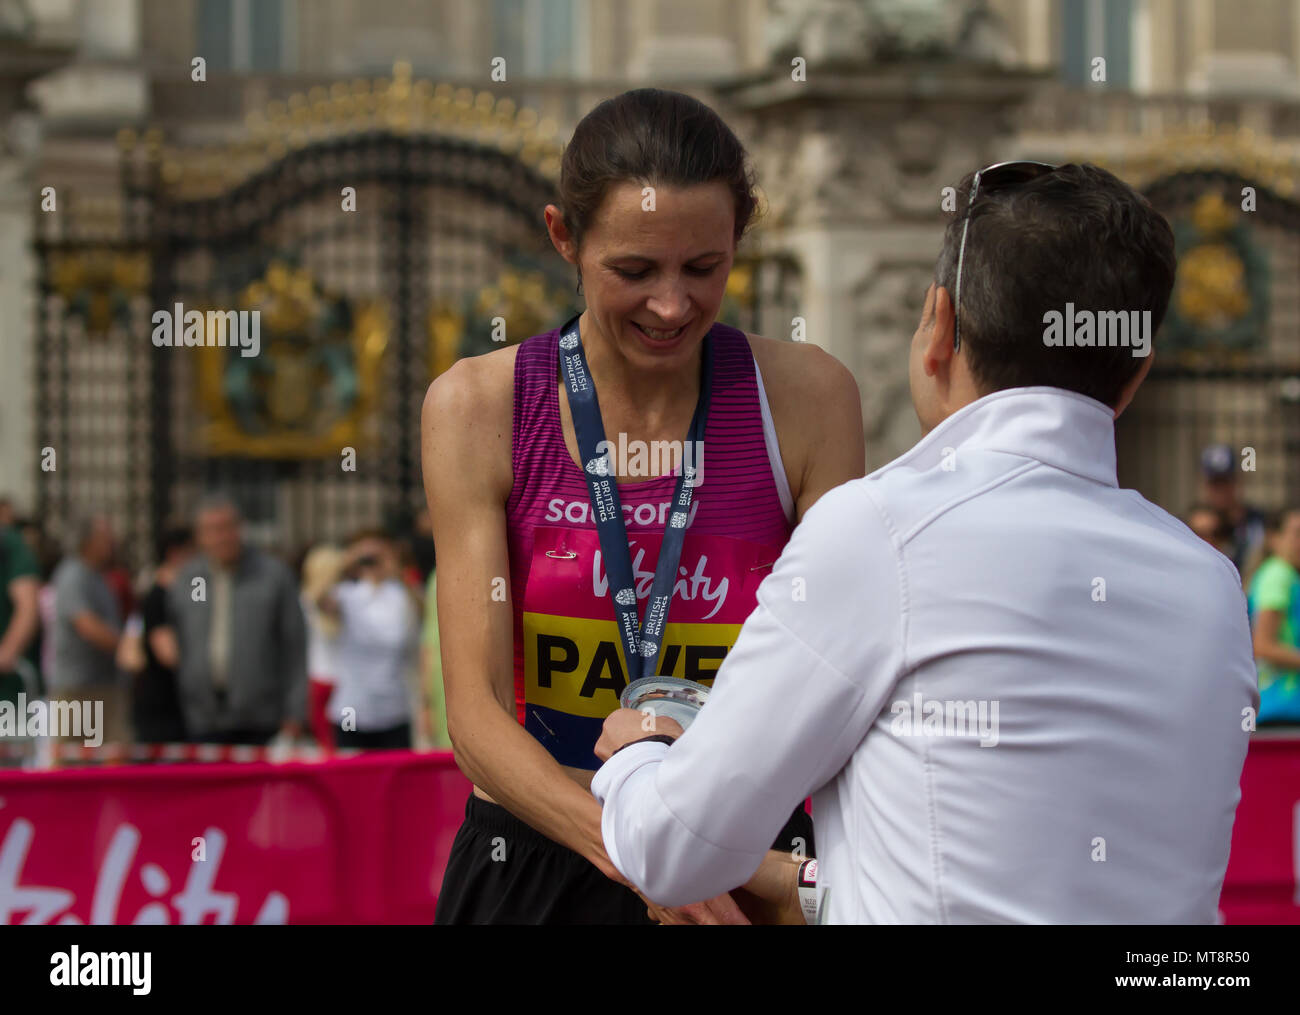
[1220,733,1300,924]
[0,735,1295,924]
[0,750,472,925]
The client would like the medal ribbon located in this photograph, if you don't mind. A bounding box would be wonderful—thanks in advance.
[557,314,712,683]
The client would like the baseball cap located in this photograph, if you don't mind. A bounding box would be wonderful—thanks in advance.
[1200,444,1236,479]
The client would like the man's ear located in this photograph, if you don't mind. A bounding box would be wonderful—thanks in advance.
[926,284,957,368]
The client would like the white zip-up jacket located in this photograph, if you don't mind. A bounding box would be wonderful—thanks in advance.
[593,386,1258,923]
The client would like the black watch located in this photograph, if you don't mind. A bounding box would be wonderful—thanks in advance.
[611,733,678,757]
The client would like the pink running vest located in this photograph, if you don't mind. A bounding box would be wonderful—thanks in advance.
[506,320,794,769]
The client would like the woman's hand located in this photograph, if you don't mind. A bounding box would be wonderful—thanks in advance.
[594,708,684,761]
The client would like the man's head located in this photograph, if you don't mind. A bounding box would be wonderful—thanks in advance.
[195,494,242,568]
[911,162,1177,433]
[0,497,13,528]
[1185,502,1227,549]
[74,515,115,569]
[1199,444,1242,513]
[346,528,400,583]
[157,525,195,567]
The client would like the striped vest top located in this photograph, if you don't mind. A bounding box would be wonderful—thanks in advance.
[506,320,795,769]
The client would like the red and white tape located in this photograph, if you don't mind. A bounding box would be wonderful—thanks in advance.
[0,740,352,764]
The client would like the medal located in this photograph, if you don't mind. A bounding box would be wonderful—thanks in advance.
[620,676,713,731]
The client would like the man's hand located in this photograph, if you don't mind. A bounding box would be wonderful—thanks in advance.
[594,707,684,762]
[592,709,745,922]
[641,891,751,925]
[732,850,807,925]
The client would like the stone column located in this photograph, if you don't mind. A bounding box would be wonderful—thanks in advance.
[720,32,1045,466]
[627,0,740,80]
[0,3,81,516]
[0,149,37,515]
[27,0,146,125]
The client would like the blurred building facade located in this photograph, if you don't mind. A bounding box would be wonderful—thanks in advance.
[2,0,1300,563]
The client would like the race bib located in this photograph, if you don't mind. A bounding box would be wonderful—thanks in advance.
[522,524,778,768]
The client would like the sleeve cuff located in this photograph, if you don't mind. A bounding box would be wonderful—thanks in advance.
[590,739,670,805]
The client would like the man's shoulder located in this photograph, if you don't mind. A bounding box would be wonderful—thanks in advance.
[0,526,38,579]
[173,556,206,586]
[169,558,214,608]
[782,478,898,572]
[51,556,83,585]
[244,548,296,588]
[1124,491,1246,590]
[0,525,23,555]
[857,443,1017,543]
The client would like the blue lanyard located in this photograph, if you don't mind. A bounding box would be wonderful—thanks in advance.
[557,314,712,683]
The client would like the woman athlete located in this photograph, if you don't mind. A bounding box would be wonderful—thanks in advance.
[423,88,865,924]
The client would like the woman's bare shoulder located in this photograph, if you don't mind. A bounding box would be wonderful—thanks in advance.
[742,330,866,510]
[422,344,519,433]
[743,331,860,406]
[421,344,520,496]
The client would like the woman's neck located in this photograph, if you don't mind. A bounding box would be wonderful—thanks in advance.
[577,310,702,426]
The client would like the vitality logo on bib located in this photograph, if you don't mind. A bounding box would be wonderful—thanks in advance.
[521,524,779,768]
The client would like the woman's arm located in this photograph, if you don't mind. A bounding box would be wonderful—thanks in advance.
[1253,609,1300,670]
[422,353,621,879]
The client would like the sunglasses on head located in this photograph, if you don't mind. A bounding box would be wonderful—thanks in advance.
[952,160,1058,353]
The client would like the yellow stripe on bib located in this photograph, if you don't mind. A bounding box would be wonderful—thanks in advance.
[522,612,742,719]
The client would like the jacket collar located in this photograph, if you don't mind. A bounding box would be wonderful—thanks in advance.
[889,386,1119,488]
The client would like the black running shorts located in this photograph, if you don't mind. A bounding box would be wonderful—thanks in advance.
[434,793,816,925]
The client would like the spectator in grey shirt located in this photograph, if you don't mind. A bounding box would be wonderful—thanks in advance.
[49,515,127,743]
[156,495,306,746]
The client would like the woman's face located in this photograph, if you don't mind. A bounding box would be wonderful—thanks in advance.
[1276,513,1300,568]
[552,180,736,375]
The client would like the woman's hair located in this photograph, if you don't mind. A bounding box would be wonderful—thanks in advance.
[1265,506,1300,534]
[556,88,759,261]
[301,543,345,638]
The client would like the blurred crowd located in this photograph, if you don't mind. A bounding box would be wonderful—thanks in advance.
[0,493,450,755]
[3,441,1298,762]
[1182,444,1300,724]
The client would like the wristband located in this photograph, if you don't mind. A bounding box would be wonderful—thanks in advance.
[796,858,819,924]
[610,734,677,757]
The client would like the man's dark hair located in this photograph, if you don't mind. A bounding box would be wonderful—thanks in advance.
[156,526,193,562]
[934,162,1176,408]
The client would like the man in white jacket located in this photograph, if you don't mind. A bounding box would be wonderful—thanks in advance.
[591,162,1258,924]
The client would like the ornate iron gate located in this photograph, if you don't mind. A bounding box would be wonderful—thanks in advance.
[1117,168,1300,516]
[33,69,801,569]
[36,73,572,566]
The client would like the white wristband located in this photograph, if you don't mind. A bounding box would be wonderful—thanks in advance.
[796,858,819,924]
